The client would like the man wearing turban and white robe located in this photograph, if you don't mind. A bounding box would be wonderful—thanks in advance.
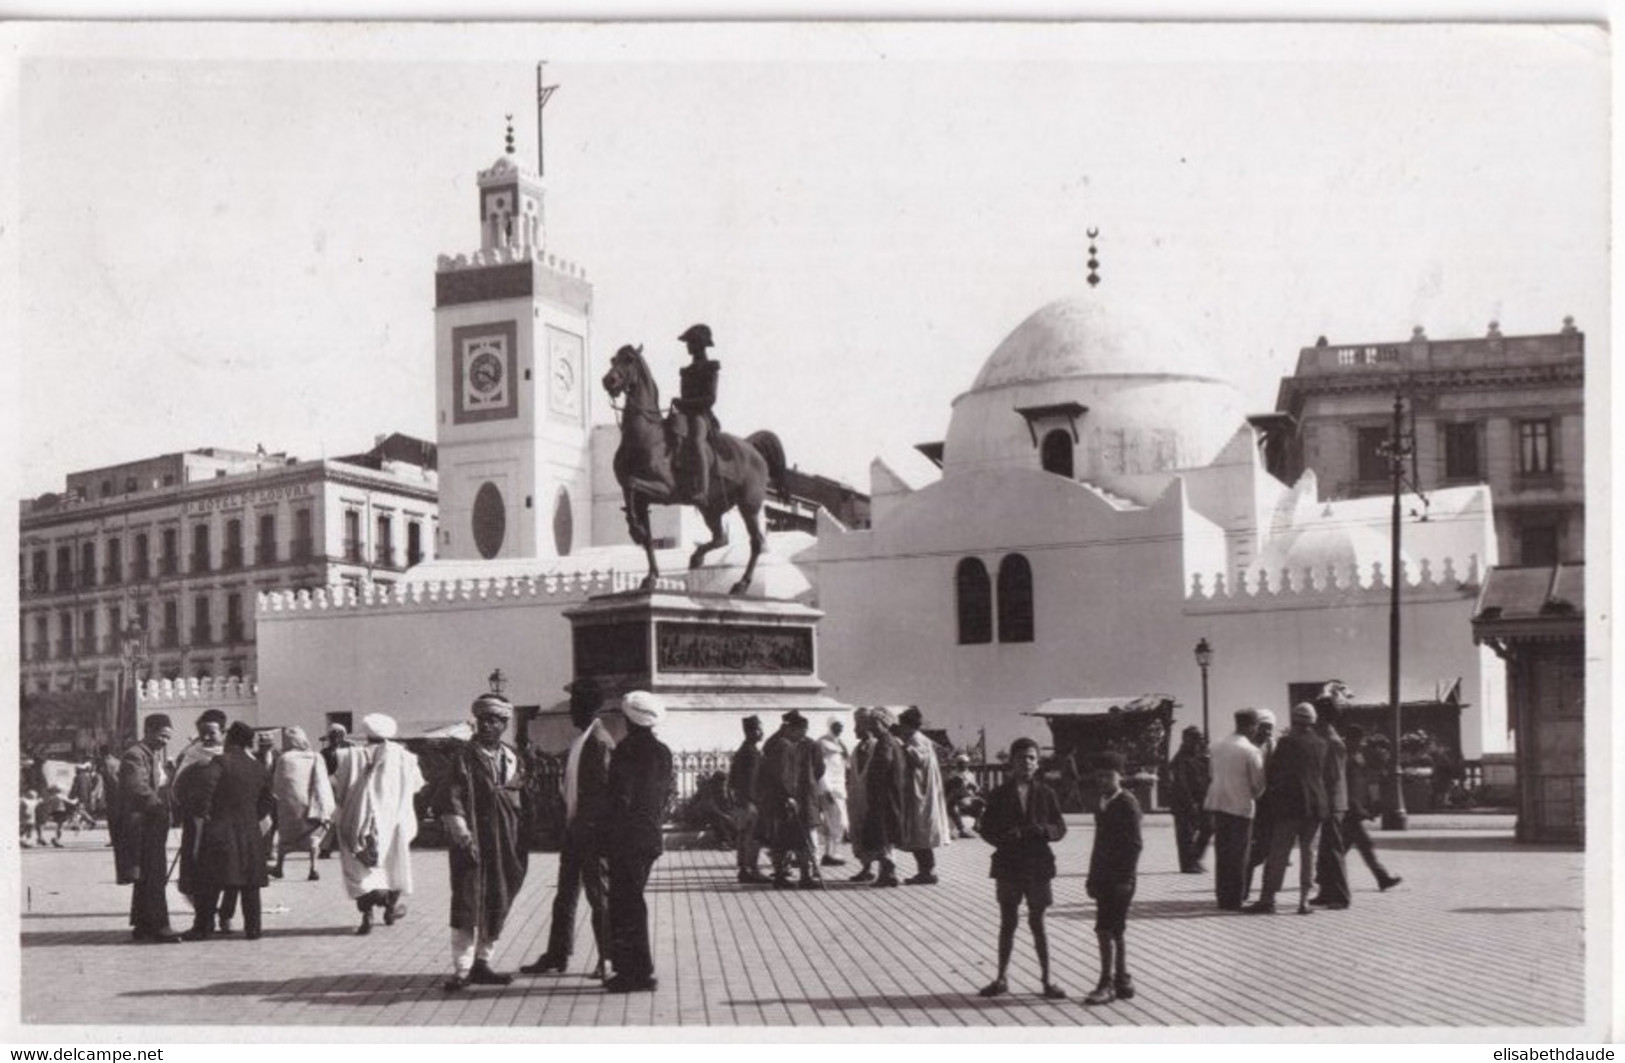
[333,713,423,935]
[434,693,529,991]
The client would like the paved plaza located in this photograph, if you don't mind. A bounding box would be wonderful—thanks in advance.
[16,813,1586,1032]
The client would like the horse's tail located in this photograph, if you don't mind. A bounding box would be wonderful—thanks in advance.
[745,430,789,504]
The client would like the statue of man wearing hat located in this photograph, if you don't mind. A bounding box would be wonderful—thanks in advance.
[603,690,674,993]
[434,693,529,991]
[672,323,721,502]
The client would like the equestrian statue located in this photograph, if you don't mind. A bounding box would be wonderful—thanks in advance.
[601,324,787,595]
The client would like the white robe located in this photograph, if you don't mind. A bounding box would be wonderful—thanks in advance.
[899,731,952,851]
[333,741,423,899]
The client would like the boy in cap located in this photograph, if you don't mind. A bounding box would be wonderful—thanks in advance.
[436,693,528,990]
[977,737,1067,1000]
[1084,751,1142,1005]
[605,691,674,992]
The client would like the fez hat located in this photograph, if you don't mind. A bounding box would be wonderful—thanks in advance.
[742,715,762,731]
[143,713,173,734]
[1091,751,1127,774]
[564,677,602,697]
[225,721,257,748]
[1291,702,1318,725]
[678,323,714,348]
[1182,725,1203,738]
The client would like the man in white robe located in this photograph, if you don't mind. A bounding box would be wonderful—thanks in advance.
[897,706,951,885]
[333,712,423,935]
[271,726,336,881]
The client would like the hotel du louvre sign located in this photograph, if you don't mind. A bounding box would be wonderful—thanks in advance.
[657,621,814,675]
[186,482,313,514]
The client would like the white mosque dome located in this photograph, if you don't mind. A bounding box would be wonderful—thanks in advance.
[971,296,1230,392]
[942,292,1250,489]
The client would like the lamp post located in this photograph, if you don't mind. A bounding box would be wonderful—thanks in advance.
[1193,637,1214,742]
[1378,393,1411,831]
[116,621,150,748]
[488,668,508,696]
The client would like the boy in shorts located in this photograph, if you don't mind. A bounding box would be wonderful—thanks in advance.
[1084,751,1142,1006]
[976,737,1067,1000]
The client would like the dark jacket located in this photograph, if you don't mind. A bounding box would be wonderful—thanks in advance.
[755,729,823,841]
[978,776,1066,882]
[1168,745,1211,815]
[114,740,170,885]
[1086,789,1143,892]
[728,739,762,806]
[1264,725,1331,822]
[861,728,907,852]
[607,725,674,860]
[435,740,529,937]
[571,725,615,848]
[196,748,274,889]
[1346,749,1373,818]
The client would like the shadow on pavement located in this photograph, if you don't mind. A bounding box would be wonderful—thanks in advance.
[724,993,1068,1013]
[20,930,137,948]
[117,974,614,1006]
[1449,906,1582,915]
[1363,834,1521,853]
[1048,898,1223,921]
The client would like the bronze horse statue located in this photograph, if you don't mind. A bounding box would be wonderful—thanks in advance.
[601,343,787,595]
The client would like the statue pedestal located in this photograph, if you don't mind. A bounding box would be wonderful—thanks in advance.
[564,588,852,751]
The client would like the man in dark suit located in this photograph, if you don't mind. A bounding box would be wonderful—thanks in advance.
[1310,698,1352,909]
[522,678,616,978]
[186,721,275,941]
[118,713,181,944]
[604,690,674,993]
[860,707,907,888]
[1245,703,1330,916]
[727,716,767,884]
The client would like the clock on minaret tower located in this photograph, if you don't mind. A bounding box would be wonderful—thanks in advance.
[433,141,593,562]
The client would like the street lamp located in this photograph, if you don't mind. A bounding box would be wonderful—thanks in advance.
[1193,637,1214,741]
[1378,393,1411,831]
[488,668,508,696]
[116,621,150,748]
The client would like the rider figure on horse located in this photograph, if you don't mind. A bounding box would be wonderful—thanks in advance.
[673,323,721,503]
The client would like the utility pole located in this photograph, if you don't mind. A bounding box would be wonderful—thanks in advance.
[1380,392,1411,831]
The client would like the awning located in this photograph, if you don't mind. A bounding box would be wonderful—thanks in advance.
[1028,694,1175,717]
[1473,563,1585,642]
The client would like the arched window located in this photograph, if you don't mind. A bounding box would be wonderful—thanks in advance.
[955,558,992,645]
[997,554,1035,643]
[1041,428,1074,477]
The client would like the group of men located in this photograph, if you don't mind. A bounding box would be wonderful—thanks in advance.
[727,705,952,890]
[105,680,676,996]
[1176,696,1403,916]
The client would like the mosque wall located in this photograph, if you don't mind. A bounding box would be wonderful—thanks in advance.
[253,573,643,745]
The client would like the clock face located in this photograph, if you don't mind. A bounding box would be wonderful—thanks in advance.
[546,327,584,421]
[469,351,504,395]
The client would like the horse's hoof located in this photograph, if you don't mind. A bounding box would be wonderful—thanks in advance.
[688,556,705,571]
[730,580,751,596]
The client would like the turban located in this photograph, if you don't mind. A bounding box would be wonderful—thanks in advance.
[1291,702,1317,725]
[621,690,666,728]
[326,723,348,740]
[1256,709,1277,728]
[361,713,398,740]
[472,693,514,720]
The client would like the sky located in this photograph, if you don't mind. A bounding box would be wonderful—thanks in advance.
[5,21,1611,499]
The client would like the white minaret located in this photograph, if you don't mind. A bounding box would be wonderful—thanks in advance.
[432,127,593,562]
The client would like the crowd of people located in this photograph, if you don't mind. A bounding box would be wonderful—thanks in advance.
[84,685,1406,1011]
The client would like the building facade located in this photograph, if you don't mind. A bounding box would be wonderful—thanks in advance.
[19,440,437,695]
[813,292,1508,759]
[1273,321,1585,566]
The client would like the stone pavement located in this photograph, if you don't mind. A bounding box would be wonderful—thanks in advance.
[16,814,1586,1030]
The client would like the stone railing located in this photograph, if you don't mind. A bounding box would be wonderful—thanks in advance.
[259,569,687,615]
[136,675,258,704]
[1187,554,1482,603]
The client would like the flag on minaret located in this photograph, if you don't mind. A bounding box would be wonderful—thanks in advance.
[536,61,559,176]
